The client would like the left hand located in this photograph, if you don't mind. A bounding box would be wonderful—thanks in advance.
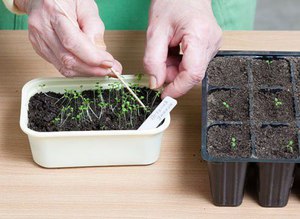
[144,0,222,98]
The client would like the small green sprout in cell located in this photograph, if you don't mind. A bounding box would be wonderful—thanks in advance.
[265,60,273,65]
[286,140,294,153]
[231,137,237,150]
[52,117,60,124]
[222,101,230,109]
[274,98,283,108]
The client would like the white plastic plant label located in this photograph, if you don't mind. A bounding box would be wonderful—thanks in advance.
[138,96,177,131]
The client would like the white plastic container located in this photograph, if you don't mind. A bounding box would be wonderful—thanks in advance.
[20,76,170,168]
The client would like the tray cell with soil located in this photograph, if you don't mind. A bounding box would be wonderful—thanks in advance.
[207,57,248,87]
[201,52,300,207]
[253,89,295,123]
[255,124,298,159]
[207,89,249,122]
[207,124,251,158]
[252,59,291,87]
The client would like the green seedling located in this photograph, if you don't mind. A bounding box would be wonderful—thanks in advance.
[265,60,273,65]
[222,101,230,109]
[50,81,159,130]
[231,137,237,150]
[274,97,283,108]
[286,140,294,153]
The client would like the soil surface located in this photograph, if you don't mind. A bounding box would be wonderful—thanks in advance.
[207,57,248,87]
[207,124,251,158]
[255,125,298,159]
[293,58,300,107]
[252,59,291,87]
[208,89,249,121]
[28,87,161,132]
[206,56,299,161]
[253,89,294,122]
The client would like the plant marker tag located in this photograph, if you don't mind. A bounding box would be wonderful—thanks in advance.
[138,96,177,131]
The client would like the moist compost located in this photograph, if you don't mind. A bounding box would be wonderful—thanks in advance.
[253,89,294,122]
[207,89,249,121]
[255,125,298,159]
[207,57,248,87]
[28,87,161,132]
[205,56,298,160]
[207,124,251,158]
[294,57,300,100]
[252,59,291,87]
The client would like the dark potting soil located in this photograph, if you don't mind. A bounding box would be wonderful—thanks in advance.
[253,89,294,122]
[207,124,251,158]
[293,58,300,103]
[207,89,249,121]
[252,59,291,87]
[255,125,298,159]
[28,87,161,132]
[207,57,248,87]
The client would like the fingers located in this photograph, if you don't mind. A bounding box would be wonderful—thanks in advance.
[27,0,123,78]
[43,28,121,77]
[165,55,181,83]
[52,15,114,67]
[161,35,210,98]
[144,26,170,89]
[76,0,106,48]
[30,27,122,77]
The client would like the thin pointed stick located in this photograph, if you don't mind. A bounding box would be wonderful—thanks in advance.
[54,0,78,27]
[110,68,146,109]
[53,0,146,109]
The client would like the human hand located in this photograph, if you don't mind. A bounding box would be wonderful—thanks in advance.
[144,0,222,98]
[14,0,122,77]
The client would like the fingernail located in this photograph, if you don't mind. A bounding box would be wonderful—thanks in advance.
[149,76,157,89]
[100,60,114,68]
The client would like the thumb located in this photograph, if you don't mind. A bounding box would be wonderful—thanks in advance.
[144,26,169,89]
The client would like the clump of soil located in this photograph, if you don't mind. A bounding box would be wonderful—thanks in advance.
[207,89,249,121]
[28,86,161,132]
[253,89,294,122]
[207,124,251,158]
[252,59,291,87]
[207,57,248,87]
[255,125,298,159]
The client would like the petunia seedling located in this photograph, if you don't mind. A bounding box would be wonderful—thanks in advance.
[222,101,230,109]
[265,60,273,65]
[231,137,237,150]
[274,98,283,108]
[286,140,294,153]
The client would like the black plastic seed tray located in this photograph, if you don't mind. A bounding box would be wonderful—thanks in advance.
[201,51,300,207]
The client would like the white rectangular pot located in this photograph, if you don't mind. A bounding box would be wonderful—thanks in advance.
[20,76,170,168]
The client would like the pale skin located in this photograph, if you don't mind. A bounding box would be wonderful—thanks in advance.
[14,0,222,98]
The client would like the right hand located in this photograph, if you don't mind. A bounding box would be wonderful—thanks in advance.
[14,0,122,77]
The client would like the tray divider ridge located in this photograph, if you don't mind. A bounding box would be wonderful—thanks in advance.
[248,58,256,158]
